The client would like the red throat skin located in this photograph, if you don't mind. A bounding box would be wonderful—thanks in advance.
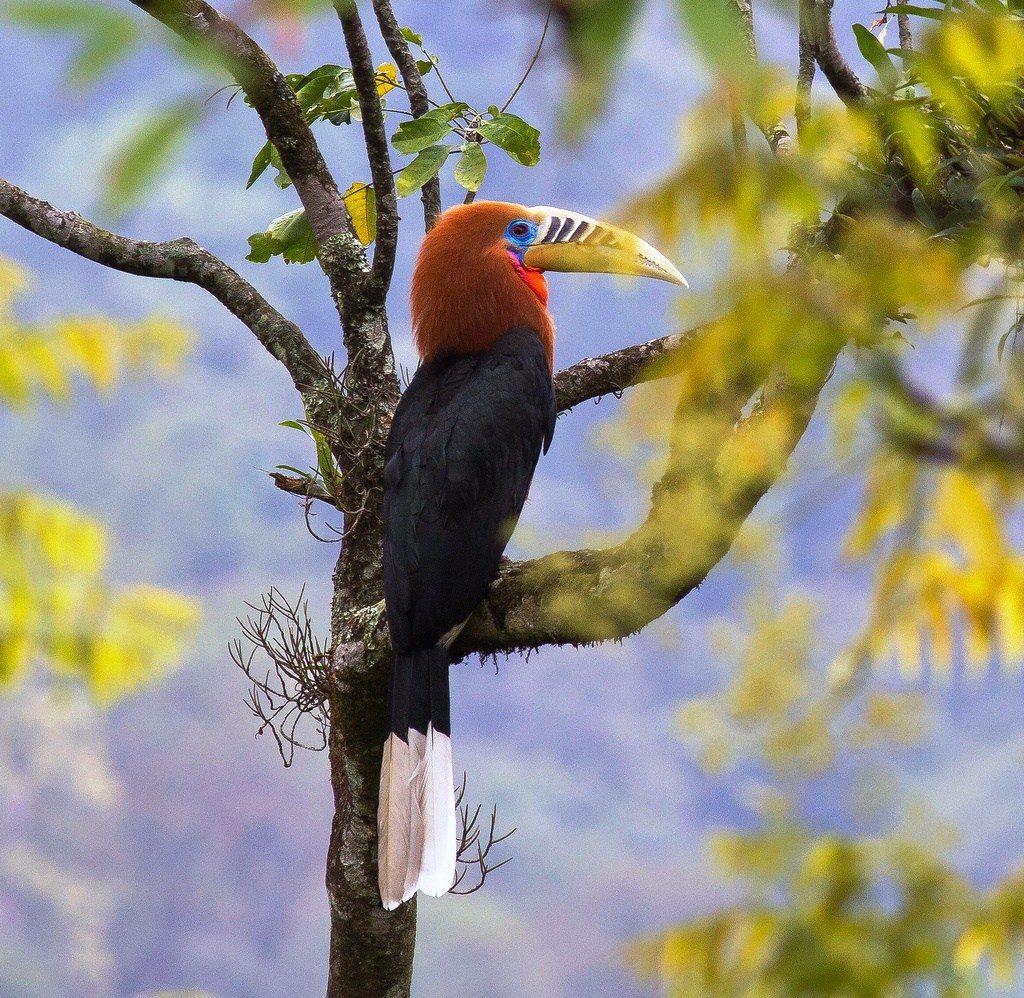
[506,250,549,308]
[410,202,556,371]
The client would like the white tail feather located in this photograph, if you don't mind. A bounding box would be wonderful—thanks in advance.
[403,728,427,899]
[415,724,457,896]
[379,726,456,907]
[378,733,415,910]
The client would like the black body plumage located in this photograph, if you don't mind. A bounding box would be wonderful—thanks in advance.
[384,327,556,663]
[378,327,555,907]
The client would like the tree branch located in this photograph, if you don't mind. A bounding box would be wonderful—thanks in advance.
[452,334,842,659]
[730,0,793,156]
[128,0,369,303]
[553,324,708,413]
[796,0,816,138]
[0,178,327,394]
[371,0,441,231]
[335,1,399,297]
[272,472,336,504]
[897,12,913,51]
[806,0,867,106]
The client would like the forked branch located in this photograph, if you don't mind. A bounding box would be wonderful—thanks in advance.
[453,333,842,659]
[128,0,367,301]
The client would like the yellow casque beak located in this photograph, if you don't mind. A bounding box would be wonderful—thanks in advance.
[521,206,688,288]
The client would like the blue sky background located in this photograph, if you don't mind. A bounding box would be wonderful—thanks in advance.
[2,2,1024,996]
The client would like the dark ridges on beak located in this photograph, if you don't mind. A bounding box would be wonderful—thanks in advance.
[526,205,688,288]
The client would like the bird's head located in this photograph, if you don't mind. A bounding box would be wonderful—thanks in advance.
[411,200,686,371]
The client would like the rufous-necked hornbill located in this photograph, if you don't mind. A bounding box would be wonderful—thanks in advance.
[379,200,686,909]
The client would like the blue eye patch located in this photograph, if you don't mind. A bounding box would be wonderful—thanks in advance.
[504,219,538,247]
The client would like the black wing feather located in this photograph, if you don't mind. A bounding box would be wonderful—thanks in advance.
[383,328,555,653]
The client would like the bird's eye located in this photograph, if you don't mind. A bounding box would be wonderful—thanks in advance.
[510,221,530,238]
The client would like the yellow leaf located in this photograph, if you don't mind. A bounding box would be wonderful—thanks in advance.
[375,62,399,97]
[342,182,377,246]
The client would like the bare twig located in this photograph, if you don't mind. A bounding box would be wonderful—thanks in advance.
[502,3,552,112]
[450,775,515,895]
[336,2,399,298]
[0,178,327,394]
[371,0,441,230]
[231,588,332,767]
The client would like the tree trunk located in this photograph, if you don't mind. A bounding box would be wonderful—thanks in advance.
[325,627,415,997]
[322,305,414,997]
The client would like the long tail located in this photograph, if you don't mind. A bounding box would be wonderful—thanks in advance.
[378,646,457,909]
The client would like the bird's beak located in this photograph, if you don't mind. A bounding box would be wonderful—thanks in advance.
[522,206,688,288]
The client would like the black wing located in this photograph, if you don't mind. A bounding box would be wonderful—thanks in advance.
[383,327,556,653]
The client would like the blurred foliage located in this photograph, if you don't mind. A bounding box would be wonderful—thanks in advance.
[0,257,190,405]
[547,0,765,138]
[632,827,1024,996]
[610,0,1024,992]
[0,258,197,699]
[598,0,1024,683]
[0,491,199,702]
[640,581,1024,995]
[0,0,143,88]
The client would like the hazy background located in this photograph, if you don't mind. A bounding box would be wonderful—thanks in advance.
[2,2,1021,995]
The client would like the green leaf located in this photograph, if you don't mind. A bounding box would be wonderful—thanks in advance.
[400,25,423,46]
[279,420,309,433]
[295,64,351,109]
[436,102,469,118]
[247,142,273,189]
[478,109,541,167]
[391,105,466,154]
[391,113,452,155]
[246,208,318,265]
[911,187,937,227]
[395,145,450,197]
[453,143,487,192]
[103,101,202,217]
[311,426,339,491]
[416,58,434,76]
[853,23,898,87]
[248,141,291,189]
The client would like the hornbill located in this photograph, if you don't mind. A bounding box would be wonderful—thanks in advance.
[379,200,686,909]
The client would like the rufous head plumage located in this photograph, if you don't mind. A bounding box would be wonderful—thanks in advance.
[410,200,687,372]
